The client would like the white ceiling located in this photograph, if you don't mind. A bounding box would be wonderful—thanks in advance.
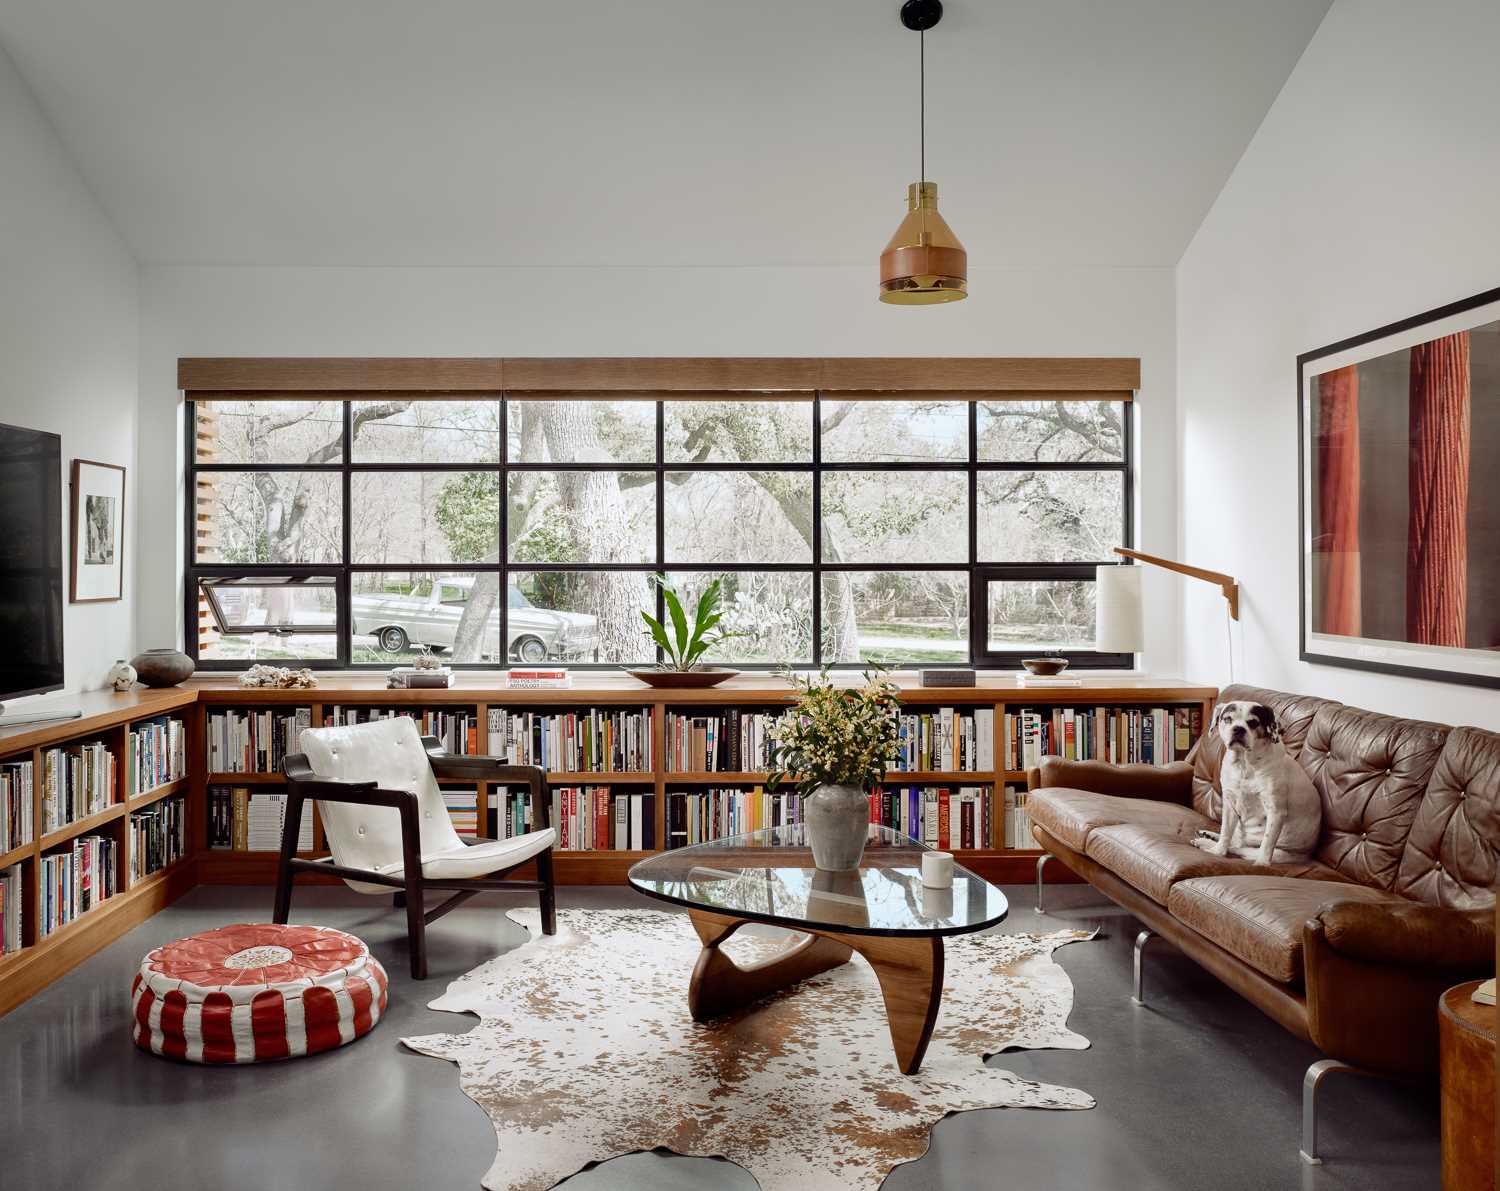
[0,0,1330,268]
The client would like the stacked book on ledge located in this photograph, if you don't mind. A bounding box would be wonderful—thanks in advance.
[667,787,801,848]
[491,787,656,850]
[327,706,478,754]
[487,708,652,772]
[442,788,478,838]
[1004,706,1202,770]
[873,786,992,851]
[207,708,312,773]
[664,708,790,772]
[1,863,21,954]
[42,742,116,832]
[129,795,188,882]
[127,716,186,796]
[894,707,994,772]
[41,833,117,937]
[208,788,315,852]
[1,759,33,851]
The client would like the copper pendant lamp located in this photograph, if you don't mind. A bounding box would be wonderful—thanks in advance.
[879,0,967,304]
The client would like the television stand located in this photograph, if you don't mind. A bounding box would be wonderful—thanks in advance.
[0,702,83,727]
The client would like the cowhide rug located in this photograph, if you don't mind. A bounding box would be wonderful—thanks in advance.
[403,908,1094,1191]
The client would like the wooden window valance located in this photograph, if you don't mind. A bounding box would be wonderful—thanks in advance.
[178,357,1140,399]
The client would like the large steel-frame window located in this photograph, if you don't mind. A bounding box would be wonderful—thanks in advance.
[184,395,1134,670]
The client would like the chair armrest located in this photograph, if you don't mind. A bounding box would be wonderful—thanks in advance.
[281,753,414,810]
[418,738,550,830]
[1030,757,1195,804]
[1310,899,1495,970]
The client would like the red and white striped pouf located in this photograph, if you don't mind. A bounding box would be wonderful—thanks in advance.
[132,923,388,1063]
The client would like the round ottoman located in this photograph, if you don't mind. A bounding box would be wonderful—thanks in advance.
[132,923,388,1063]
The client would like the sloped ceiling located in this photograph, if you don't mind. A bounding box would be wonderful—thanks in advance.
[0,0,1330,267]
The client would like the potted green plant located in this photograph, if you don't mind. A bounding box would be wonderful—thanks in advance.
[627,576,745,688]
[767,669,901,870]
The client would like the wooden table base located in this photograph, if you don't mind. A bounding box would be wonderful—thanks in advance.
[685,908,944,1075]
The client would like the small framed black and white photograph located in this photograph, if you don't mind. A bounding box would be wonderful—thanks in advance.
[70,458,126,603]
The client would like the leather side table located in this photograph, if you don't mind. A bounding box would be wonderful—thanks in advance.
[1439,980,1495,1191]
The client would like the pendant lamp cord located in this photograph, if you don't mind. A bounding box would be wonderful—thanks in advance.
[919,29,926,185]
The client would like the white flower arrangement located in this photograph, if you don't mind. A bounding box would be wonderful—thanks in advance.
[766,668,901,799]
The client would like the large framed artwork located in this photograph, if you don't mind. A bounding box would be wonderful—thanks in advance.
[69,458,126,603]
[1299,286,1499,689]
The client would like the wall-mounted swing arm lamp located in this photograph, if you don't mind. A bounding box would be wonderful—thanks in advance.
[1095,548,1240,681]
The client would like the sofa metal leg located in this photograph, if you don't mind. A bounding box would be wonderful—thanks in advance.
[1299,1058,1370,1165]
[1035,853,1053,913]
[1131,929,1155,1005]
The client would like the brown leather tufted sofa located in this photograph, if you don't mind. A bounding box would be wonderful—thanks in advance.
[1027,684,1498,1162]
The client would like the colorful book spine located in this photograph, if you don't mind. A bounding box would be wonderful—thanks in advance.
[486,708,653,772]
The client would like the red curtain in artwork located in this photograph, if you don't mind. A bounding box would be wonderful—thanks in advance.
[1406,332,1471,647]
[1315,366,1361,636]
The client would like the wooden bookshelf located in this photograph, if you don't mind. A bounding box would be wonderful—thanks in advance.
[0,688,199,1016]
[0,675,1215,1016]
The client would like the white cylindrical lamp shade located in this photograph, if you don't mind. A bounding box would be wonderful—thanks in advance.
[1095,565,1144,653]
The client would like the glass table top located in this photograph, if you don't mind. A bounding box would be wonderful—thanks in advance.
[627,824,1009,938]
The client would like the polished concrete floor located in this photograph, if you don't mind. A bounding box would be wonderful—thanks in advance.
[0,883,1438,1190]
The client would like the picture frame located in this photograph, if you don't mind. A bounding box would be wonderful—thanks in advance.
[69,458,126,603]
[1298,285,1500,689]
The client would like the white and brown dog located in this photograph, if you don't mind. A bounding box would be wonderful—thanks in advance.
[1191,701,1322,865]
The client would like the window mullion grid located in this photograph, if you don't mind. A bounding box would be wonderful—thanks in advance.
[339,402,353,667]
[810,393,823,669]
[499,395,509,670]
[186,395,1135,672]
[655,400,665,666]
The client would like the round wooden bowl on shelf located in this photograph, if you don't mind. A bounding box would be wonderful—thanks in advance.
[625,666,740,689]
[1021,657,1070,676]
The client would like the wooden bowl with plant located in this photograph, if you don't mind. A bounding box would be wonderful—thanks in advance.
[627,576,743,688]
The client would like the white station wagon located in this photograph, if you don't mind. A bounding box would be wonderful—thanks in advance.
[352,576,600,662]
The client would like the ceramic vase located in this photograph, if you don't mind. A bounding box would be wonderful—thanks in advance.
[106,659,137,691]
[804,783,870,871]
[130,648,194,688]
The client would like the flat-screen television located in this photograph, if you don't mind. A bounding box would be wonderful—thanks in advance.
[0,423,64,702]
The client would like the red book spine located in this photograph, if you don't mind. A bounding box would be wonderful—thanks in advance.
[938,790,951,850]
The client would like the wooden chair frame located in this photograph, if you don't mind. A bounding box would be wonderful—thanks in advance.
[275,736,555,979]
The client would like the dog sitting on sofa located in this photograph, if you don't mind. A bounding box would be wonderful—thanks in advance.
[1191,700,1322,865]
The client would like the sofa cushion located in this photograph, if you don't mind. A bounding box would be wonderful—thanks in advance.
[1085,823,1353,905]
[1299,705,1449,889]
[1187,685,1341,820]
[1394,726,1500,910]
[1027,788,1211,853]
[1167,875,1407,985]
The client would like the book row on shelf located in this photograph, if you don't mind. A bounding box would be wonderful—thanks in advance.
[896,708,994,772]
[664,707,997,774]
[667,787,801,848]
[1005,706,1202,770]
[488,707,653,772]
[1,863,20,955]
[872,786,994,851]
[41,833,117,939]
[42,742,116,834]
[490,788,657,851]
[665,708,786,772]
[327,706,478,755]
[1,759,33,852]
[126,716,186,797]
[207,708,312,774]
[129,796,188,883]
[208,788,315,852]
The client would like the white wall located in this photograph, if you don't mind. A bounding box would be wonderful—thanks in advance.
[137,264,1182,676]
[0,44,137,700]
[1177,0,1500,727]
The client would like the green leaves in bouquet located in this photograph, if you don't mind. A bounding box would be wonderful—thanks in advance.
[639,575,745,670]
